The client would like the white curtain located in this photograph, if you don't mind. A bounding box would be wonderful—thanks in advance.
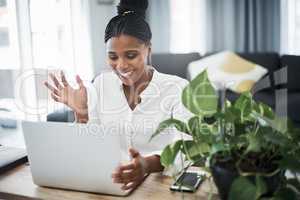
[205,0,281,53]
[170,0,206,54]
[147,0,171,53]
[280,0,300,55]
[14,0,94,121]
[70,0,94,80]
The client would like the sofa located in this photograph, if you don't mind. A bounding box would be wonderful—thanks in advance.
[47,52,300,127]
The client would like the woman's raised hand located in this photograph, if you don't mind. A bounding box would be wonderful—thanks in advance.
[44,71,88,115]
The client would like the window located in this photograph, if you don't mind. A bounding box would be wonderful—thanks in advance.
[26,0,94,120]
[0,0,19,69]
[294,0,300,53]
[29,0,74,71]
[0,0,94,121]
[282,0,300,54]
[170,0,206,54]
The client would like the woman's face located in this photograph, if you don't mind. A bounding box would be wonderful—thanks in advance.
[106,35,150,86]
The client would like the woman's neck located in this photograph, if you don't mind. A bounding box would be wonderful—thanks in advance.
[124,66,153,95]
[123,66,153,110]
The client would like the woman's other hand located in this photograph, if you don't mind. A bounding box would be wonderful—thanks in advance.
[44,71,88,122]
[111,148,149,190]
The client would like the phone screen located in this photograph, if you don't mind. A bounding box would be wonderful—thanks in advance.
[170,172,203,192]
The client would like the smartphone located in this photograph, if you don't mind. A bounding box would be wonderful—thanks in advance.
[170,171,204,192]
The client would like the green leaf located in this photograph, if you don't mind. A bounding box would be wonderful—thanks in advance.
[234,92,253,121]
[187,116,217,144]
[160,140,183,167]
[273,187,298,200]
[271,117,292,134]
[229,176,257,200]
[181,140,199,158]
[150,118,189,141]
[182,70,218,116]
[210,142,228,155]
[224,107,239,123]
[234,122,253,136]
[258,102,275,119]
[228,135,248,149]
[288,127,300,141]
[263,131,290,147]
[278,155,300,173]
[255,115,292,134]
[246,133,263,153]
[181,140,210,162]
[188,116,201,138]
[255,175,267,199]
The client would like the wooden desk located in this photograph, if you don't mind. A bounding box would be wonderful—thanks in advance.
[0,164,219,200]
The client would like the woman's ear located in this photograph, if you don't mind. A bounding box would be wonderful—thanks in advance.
[147,46,152,65]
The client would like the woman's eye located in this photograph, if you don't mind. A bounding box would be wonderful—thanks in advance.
[126,53,137,59]
[109,55,118,60]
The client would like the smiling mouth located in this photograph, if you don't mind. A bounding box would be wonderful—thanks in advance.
[118,71,133,78]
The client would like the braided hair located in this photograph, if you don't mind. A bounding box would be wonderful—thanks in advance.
[104,0,152,45]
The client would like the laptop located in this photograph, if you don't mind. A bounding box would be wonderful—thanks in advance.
[22,121,132,196]
[0,145,27,173]
[0,120,27,173]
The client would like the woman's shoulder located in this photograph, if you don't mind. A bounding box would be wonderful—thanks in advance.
[155,70,189,87]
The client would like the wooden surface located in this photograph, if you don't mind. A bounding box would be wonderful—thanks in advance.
[0,164,219,200]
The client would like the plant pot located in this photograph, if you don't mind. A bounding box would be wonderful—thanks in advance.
[210,162,284,200]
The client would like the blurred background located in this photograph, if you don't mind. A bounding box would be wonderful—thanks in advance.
[0,0,299,122]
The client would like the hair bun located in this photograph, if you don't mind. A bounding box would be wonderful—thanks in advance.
[117,0,148,17]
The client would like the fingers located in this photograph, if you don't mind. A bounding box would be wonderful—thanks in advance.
[119,163,136,171]
[112,165,123,182]
[50,73,63,90]
[44,81,55,92]
[44,81,60,96]
[60,71,69,87]
[111,172,123,183]
[121,182,138,191]
[112,151,146,191]
[45,81,61,102]
[113,178,123,184]
[129,148,140,158]
[113,170,139,185]
[111,166,122,179]
[112,171,136,184]
[112,164,137,184]
[121,170,137,183]
[51,93,60,102]
[112,175,123,184]
[76,75,84,89]
[111,160,145,190]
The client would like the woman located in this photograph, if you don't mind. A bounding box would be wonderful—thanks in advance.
[45,0,191,191]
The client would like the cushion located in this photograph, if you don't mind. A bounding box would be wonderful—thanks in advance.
[280,55,300,91]
[188,51,268,93]
[152,53,201,79]
[238,53,280,73]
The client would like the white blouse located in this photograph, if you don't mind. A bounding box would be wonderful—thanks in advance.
[86,68,192,163]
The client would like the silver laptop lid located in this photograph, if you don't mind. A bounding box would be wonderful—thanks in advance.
[22,121,129,196]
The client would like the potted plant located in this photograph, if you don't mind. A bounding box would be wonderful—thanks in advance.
[151,70,300,200]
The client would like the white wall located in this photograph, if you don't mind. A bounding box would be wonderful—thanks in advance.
[88,0,115,76]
